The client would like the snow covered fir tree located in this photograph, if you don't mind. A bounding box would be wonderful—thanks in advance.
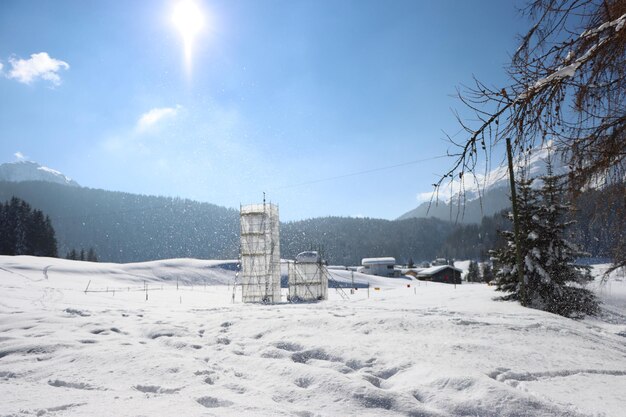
[491,174,540,296]
[481,262,494,283]
[466,260,481,282]
[491,161,598,318]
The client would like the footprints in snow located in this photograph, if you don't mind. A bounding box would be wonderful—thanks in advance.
[145,329,176,339]
[294,377,313,388]
[0,370,17,380]
[64,308,90,317]
[48,379,99,390]
[34,402,86,416]
[489,367,626,387]
[272,339,409,393]
[353,392,395,410]
[216,336,231,345]
[274,341,302,352]
[133,384,181,394]
[196,396,234,408]
[194,369,218,385]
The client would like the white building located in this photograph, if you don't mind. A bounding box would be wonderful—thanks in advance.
[361,257,398,277]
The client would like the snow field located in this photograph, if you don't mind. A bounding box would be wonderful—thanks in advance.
[1,256,625,416]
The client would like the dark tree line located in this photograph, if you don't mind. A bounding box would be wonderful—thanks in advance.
[0,180,620,267]
[439,210,511,261]
[281,216,455,266]
[0,181,456,265]
[0,181,240,263]
[66,247,98,262]
[439,182,621,263]
[0,197,57,257]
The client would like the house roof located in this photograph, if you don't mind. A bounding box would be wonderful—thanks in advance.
[417,265,463,277]
[361,257,396,266]
[296,251,321,264]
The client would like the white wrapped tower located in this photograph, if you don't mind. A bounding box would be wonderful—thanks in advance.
[239,203,281,303]
[287,251,328,302]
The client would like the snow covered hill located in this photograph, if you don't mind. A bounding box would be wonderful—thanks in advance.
[0,160,79,187]
[1,256,625,416]
[398,145,566,223]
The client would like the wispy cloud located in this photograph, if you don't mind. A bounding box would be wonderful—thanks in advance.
[136,105,181,132]
[6,52,69,86]
[14,151,27,161]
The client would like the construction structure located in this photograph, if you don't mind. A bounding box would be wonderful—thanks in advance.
[239,203,281,303]
[287,251,328,302]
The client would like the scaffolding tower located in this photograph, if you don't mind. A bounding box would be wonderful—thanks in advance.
[287,251,328,302]
[240,203,281,303]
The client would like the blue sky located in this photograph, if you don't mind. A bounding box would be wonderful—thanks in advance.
[0,0,527,221]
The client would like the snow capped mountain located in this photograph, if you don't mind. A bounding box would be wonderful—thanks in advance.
[421,144,564,205]
[0,160,80,187]
[399,144,566,223]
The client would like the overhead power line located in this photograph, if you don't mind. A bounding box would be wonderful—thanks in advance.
[43,154,448,221]
[271,154,448,191]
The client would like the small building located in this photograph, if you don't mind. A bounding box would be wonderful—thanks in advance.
[327,265,348,271]
[417,265,462,284]
[400,268,424,278]
[361,257,398,277]
[431,258,448,266]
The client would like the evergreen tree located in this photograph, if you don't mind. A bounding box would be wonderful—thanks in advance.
[0,197,58,257]
[481,262,494,283]
[0,202,8,254]
[524,161,598,317]
[491,175,540,298]
[13,198,29,255]
[466,261,480,282]
[66,249,78,260]
[43,216,58,257]
[79,249,85,261]
[87,247,98,262]
[491,163,598,318]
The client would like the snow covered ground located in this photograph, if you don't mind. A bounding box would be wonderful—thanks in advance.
[1,256,625,416]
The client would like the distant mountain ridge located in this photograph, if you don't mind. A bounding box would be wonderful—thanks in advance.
[3,152,602,265]
[397,187,511,224]
[0,180,455,265]
[0,180,240,263]
[0,161,79,187]
[398,146,566,223]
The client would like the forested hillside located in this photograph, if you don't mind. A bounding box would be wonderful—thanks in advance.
[0,181,457,264]
[0,181,240,262]
[0,180,620,265]
[281,216,454,266]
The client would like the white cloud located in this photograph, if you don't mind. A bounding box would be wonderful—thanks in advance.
[136,105,181,132]
[14,151,27,161]
[0,62,3,72]
[7,52,69,86]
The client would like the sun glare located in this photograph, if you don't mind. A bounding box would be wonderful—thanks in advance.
[172,0,205,71]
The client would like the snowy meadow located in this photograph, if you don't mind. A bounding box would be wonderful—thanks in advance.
[1,256,625,417]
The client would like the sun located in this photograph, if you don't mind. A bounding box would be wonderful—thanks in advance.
[172,0,205,70]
